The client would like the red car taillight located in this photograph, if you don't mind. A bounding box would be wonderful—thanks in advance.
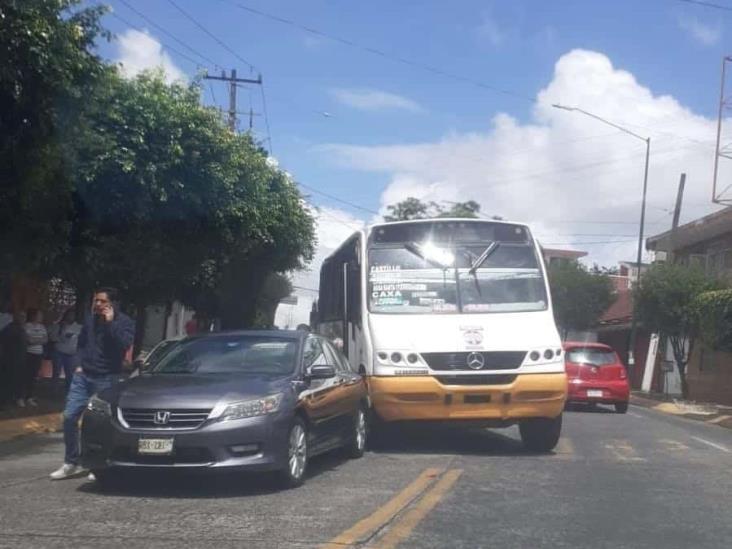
[619,367,627,380]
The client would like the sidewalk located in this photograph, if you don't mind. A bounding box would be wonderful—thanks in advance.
[0,379,64,442]
[631,391,732,430]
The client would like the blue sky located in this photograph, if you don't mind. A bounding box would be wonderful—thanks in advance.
[100,0,728,207]
[97,0,732,324]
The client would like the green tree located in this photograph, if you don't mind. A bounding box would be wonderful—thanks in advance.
[439,200,481,218]
[0,0,109,276]
[383,197,431,221]
[383,197,484,221]
[251,273,293,328]
[548,262,615,340]
[635,263,721,398]
[61,70,315,329]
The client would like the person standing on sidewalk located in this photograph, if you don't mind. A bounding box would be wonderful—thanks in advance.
[23,309,48,407]
[49,309,82,393]
[50,288,134,480]
[0,309,24,410]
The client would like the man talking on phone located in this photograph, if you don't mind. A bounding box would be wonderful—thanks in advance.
[50,287,134,480]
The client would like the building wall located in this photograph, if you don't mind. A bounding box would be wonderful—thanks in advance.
[686,344,732,405]
[675,233,732,280]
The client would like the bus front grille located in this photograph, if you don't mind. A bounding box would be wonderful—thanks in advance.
[435,374,517,386]
[422,351,526,371]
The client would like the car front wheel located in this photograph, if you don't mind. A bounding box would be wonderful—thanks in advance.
[278,418,308,489]
[519,414,562,452]
[345,407,367,459]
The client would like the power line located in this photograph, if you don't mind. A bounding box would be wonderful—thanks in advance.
[116,0,221,69]
[166,0,258,72]
[222,0,534,103]
[314,206,364,232]
[292,285,319,293]
[540,239,637,246]
[297,182,380,215]
[109,12,204,69]
[676,0,732,12]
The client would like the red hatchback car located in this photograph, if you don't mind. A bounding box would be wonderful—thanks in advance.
[563,342,630,414]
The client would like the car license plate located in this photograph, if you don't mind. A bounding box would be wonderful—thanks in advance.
[587,389,603,398]
[138,438,174,455]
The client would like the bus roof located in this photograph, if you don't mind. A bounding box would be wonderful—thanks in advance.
[367,217,529,230]
[321,217,532,264]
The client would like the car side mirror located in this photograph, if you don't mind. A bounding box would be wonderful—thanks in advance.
[307,365,336,380]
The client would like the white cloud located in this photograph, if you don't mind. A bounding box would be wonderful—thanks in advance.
[476,12,507,46]
[320,49,726,267]
[275,207,364,328]
[303,35,327,50]
[115,29,186,84]
[677,14,721,46]
[330,88,423,113]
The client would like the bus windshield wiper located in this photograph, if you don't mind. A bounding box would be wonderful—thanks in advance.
[469,242,499,275]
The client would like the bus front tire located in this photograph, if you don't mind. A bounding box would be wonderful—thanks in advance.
[519,414,562,453]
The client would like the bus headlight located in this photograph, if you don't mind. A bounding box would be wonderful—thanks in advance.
[524,348,563,367]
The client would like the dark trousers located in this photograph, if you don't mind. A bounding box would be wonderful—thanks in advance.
[23,353,43,399]
[0,357,11,406]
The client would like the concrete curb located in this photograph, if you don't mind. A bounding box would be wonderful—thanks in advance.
[0,413,62,443]
[630,394,732,430]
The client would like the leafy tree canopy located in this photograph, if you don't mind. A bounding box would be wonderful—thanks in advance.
[635,263,722,398]
[383,197,486,221]
[548,261,615,338]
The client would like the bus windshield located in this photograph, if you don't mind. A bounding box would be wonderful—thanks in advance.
[368,243,547,314]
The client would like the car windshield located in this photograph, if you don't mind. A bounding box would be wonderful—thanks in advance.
[368,243,547,314]
[566,348,617,366]
[149,335,299,375]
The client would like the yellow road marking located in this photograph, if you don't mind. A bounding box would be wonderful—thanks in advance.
[554,437,575,459]
[372,469,463,549]
[658,439,689,451]
[0,413,61,442]
[707,414,732,425]
[319,467,441,549]
[604,439,646,462]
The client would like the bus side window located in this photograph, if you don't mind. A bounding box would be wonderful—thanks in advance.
[347,260,361,327]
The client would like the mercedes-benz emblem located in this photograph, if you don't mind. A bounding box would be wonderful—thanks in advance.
[466,352,485,370]
[154,411,171,425]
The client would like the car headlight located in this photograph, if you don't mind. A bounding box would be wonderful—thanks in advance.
[218,394,283,422]
[87,395,111,416]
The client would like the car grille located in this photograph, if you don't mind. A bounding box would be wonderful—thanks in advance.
[119,408,212,430]
[422,351,526,371]
[435,374,517,386]
[112,446,214,465]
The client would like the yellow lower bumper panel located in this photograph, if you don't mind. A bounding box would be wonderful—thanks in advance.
[369,373,567,422]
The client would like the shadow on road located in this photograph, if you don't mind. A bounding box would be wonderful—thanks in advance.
[565,403,616,414]
[76,449,350,499]
[368,422,544,457]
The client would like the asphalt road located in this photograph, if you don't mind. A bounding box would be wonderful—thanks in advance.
[1,405,731,549]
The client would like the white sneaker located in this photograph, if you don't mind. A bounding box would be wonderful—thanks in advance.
[26,398,38,407]
[87,472,96,482]
[16,399,25,408]
[50,464,85,480]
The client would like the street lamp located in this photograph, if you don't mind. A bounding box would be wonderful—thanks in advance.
[552,104,651,371]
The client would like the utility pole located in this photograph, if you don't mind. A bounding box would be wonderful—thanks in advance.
[203,69,262,132]
[668,173,686,264]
